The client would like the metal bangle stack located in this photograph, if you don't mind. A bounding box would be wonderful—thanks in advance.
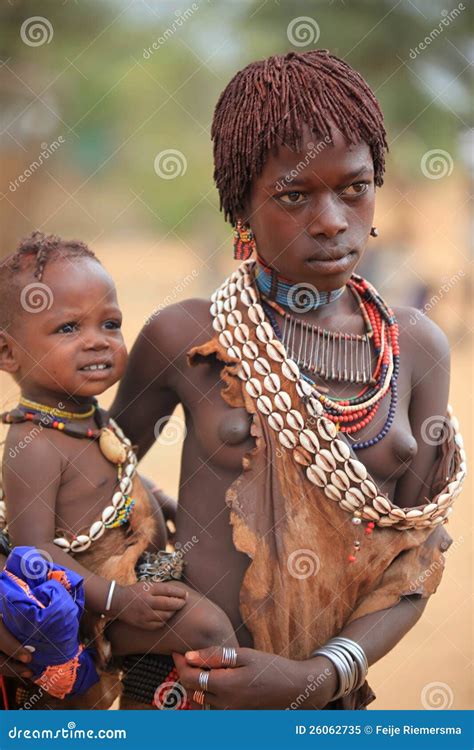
[312,636,368,701]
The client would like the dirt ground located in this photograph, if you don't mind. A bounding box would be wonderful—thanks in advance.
[0,235,471,711]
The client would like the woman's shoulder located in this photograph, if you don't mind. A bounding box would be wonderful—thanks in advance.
[393,305,451,383]
[393,305,450,354]
[140,297,212,360]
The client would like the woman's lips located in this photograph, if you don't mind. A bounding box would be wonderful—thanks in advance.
[305,250,357,274]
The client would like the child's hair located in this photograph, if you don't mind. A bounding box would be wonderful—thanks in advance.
[211,49,388,225]
[0,231,100,329]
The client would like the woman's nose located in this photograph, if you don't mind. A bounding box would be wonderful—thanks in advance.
[306,196,349,239]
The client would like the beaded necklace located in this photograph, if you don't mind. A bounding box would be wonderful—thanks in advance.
[0,399,137,554]
[256,272,400,450]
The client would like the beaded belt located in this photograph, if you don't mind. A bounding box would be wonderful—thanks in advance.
[121,549,190,709]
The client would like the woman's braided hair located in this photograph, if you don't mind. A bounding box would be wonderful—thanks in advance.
[211,49,388,225]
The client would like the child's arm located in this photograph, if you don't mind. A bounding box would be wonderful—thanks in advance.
[3,428,186,629]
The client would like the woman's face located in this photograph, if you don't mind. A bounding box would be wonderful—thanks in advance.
[244,125,376,291]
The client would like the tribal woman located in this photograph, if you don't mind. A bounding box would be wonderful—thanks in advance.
[109,49,466,709]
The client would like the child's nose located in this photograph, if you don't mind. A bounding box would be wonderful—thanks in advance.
[83,333,110,350]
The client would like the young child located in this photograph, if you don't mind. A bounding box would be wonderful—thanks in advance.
[0,232,237,710]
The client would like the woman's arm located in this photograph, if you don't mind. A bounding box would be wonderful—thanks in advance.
[174,595,429,709]
[110,307,183,460]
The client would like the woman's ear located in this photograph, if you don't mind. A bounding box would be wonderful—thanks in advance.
[0,331,20,374]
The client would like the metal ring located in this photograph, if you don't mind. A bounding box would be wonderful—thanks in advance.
[198,670,210,692]
[192,689,205,706]
[221,646,238,668]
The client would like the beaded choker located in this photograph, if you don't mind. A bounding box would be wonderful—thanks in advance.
[4,398,128,464]
[19,396,95,420]
[255,256,346,311]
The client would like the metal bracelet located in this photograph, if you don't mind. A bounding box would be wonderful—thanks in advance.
[331,637,368,675]
[330,637,368,690]
[312,637,368,701]
[312,646,352,701]
[105,579,116,612]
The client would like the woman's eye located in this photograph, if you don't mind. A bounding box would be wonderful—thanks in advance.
[104,320,121,330]
[342,182,370,197]
[278,191,306,205]
[57,322,78,334]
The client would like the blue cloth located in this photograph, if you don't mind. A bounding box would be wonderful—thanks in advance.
[0,546,99,696]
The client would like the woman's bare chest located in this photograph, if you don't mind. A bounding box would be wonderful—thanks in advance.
[181,346,418,500]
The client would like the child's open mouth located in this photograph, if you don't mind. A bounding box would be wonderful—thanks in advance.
[79,362,113,373]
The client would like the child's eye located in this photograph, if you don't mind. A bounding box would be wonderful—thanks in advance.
[104,320,121,330]
[341,182,370,197]
[278,191,306,205]
[56,322,78,334]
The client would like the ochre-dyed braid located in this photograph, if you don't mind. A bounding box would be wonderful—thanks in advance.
[211,49,388,225]
[11,230,97,281]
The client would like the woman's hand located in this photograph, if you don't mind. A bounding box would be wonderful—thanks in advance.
[173,646,336,709]
[0,618,34,680]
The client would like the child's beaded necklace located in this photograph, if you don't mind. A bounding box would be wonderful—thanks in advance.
[0,398,137,553]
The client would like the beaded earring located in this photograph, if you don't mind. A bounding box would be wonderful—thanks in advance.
[370,226,379,237]
[233,219,256,260]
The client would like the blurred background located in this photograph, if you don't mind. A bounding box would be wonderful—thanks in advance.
[0,0,472,710]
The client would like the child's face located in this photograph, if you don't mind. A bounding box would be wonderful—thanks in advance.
[10,257,128,402]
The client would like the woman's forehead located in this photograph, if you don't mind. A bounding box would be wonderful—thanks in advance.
[258,127,373,187]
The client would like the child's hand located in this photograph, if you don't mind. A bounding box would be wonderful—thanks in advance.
[113,581,187,630]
